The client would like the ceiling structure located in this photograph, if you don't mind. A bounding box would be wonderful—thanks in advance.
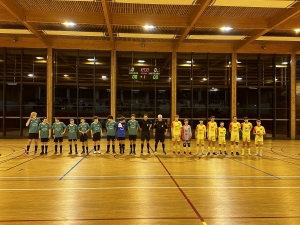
[0,0,300,53]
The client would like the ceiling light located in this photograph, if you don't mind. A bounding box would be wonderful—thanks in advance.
[237,61,241,64]
[220,26,233,32]
[64,74,68,77]
[237,77,243,81]
[143,25,155,29]
[276,65,287,68]
[62,22,77,27]
[203,78,207,81]
[87,58,96,62]
[211,0,296,8]
[188,35,244,40]
[28,74,33,77]
[282,62,288,65]
[295,29,300,33]
[275,78,278,81]
[138,60,145,63]
[36,57,44,59]
[186,60,194,64]
[102,76,107,79]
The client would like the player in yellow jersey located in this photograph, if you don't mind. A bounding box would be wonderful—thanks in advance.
[241,117,253,156]
[206,116,218,156]
[171,115,182,154]
[229,116,241,156]
[195,119,206,156]
[253,120,265,157]
[218,122,227,155]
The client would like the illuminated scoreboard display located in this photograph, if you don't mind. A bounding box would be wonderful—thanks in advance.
[129,66,160,80]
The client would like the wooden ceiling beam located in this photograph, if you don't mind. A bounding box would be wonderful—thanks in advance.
[173,0,211,50]
[101,0,114,47]
[0,0,51,46]
[233,2,300,51]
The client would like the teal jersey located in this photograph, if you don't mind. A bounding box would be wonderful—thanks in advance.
[106,121,116,136]
[38,123,51,138]
[90,122,102,134]
[127,120,139,135]
[67,124,78,139]
[29,118,41,133]
[52,122,66,138]
[78,123,90,133]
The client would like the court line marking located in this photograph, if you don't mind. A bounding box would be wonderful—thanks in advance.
[59,150,92,180]
[150,147,207,224]
[228,157,281,180]
[1,186,300,191]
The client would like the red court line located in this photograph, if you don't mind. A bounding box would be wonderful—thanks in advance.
[150,148,206,223]
[271,147,300,161]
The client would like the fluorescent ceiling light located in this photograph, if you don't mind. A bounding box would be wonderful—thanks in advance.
[257,36,300,41]
[102,76,107,79]
[35,60,47,63]
[220,26,233,32]
[282,62,289,64]
[276,65,287,68]
[61,22,77,27]
[210,0,296,8]
[36,57,44,59]
[203,78,207,81]
[7,82,17,85]
[0,29,31,34]
[28,74,34,77]
[87,58,96,61]
[237,77,243,80]
[113,0,195,5]
[295,29,300,33]
[43,30,105,37]
[186,60,194,64]
[143,25,155,29]
[64,74,69,77]
[138,60,145,63]
[119,33,175,39]
[188,35,245,40]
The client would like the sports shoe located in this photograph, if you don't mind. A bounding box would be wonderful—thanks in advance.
[248,153,252,156]
[68,151,72,154]
[219,151,222,155]
[183,151,186,154]
[162,150,167,154]
[34,151,37,155]
[195,152,199,156]
[177,151,180,155]
[98,151,101,154]
[133,151,136,155]
[259,154,263,157]
[254,153,258,156]
[112,151,116,155]
[60,151,63,155]
[202,152,206,155]
[105,151,110,154]
[207,152,210,156]
[173,151,176,154]
[93,151,97,154]
[189,152,192,155]
[81,150,85,154]
[213,152,217,155]
[231,152,234,156]
[129,151,133,155]
[54,151,58,155]
[40,152,44,155]
[224,151,228,155]
[241,153,244,156]
[236,152,240,156]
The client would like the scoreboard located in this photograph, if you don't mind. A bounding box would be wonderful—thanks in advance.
[129,66,160,80]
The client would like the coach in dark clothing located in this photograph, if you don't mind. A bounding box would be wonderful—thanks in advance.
[153,114,168,154]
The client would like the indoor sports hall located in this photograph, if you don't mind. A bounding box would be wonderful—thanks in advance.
[0,0,300,224]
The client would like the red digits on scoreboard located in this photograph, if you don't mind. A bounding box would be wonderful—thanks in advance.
[140,68,149,73]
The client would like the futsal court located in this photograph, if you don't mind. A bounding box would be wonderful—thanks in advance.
[0,139,299,225]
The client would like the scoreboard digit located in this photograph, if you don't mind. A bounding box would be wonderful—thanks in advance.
[129,66,160,80]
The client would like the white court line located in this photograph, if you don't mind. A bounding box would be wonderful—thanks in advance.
[1,186,300,191]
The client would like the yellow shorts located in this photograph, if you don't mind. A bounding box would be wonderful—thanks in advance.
[230,134,239,142]
[196,139,204,145]
[207,136,216,142]
[255,138,263,145]
[218,137,226,145]
[243,135,251,142]
[172,134,181,142]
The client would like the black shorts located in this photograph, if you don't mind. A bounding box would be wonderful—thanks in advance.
[155,133,165,143]
[80,134,88,142]
[28,133,39,139]
[117,137,125,140]
[41,138,49,142]
[141,132,150,141]
[129,135,137,141]
[93,132,101,141]
[107,135,115,141]
[54,137,63,143]
[68,139,77,142]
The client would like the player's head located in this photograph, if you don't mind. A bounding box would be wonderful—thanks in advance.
[80,117,85,123]
[220,121,224,127]
[175,115,179,121]
[210,115,215,121]
[30,112,37,118]
[244,117,248,122]
[107,115,113,121]
[232,116,237,122]
[184,119,188,124]
[42,117,47,123]
[143,114,148,120]
[199,118,204,124]
[93,116,99,122]
[131,114,135,120]
[55,117,60,123]
[157,114,163,121]
[120,116,125,122]
[70,118,74,124]
[256,120,261,126]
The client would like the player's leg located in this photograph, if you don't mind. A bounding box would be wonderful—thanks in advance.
[34,136,39,154]
[230,139,235,155]
[161,134,166,154]
[26,137,32,154]
[201,140,205,155]
[111,138,116,154]
[141,133,145,154]
[93,139,97,154]
[97,137,100,154]
[133,137,136,155]
[59,138,63,154]
[247,140,251,156]
[259,142,263,156]
[40,141,45,155]
[129,136,133,154]
[106,136,110,154]
[207,138,211,155]
[54,137,58,154]
[74,140,78,154]
[85,139,89,155]
[242,137,246,156]
[235,140,239,155]
[187,141,191,155]
[254,140,259,156]
[212,139,217,155]
[68,140,73,154]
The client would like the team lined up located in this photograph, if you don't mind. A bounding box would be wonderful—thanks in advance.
[25,112,265,156]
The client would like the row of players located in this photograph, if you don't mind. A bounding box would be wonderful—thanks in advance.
[25,112,265,156]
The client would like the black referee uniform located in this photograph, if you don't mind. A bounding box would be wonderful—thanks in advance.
[153,120,168,154]
[139,119,152,154]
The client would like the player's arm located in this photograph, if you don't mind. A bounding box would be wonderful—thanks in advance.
[100,125,103,137]
[238,123,241,132]
[253,127,257,135]
[48,125,51,139]
[26,116,32,127]
[195,126,198,137]
[165,124,168,135]
[38,125,41,139]
[62,124,67,134]
[153,123,156,136]
[229,123,232,133]
[149,123,152,131]
[170,122,174,137]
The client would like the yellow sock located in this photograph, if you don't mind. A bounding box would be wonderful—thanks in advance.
[196,146,199,153]
[260,146,263,155]
[188,147,191,152]
[248,148,251,154]
[201,146,204,153]
[242,148,244,154]
[230,145,233,152]
[224,146,227,151]
[208,147,211,152]
[173,145,176,151]
[212,147,215,152]
[256,147,258,154]
[177,142,181,151]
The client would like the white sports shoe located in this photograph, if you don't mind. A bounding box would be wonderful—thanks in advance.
[93,151,97,154]
[98,151,101,154]
[254,153,258,156]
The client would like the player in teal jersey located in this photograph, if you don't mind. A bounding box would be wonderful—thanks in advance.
[105,115,117,154]
[67,119,78,154]
[90,116,103,154]
[127,114,139,155]
[25,112,41,155]
[52,117,67,154]
[78,118,90,155]
[38,117,51,155]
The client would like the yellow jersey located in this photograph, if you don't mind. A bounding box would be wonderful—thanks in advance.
[241,122,252,136]
[196,124,206,139]
[207,121,217,137]
[171,121,182,135]
[229,122,241,134]
[218,127,226,137]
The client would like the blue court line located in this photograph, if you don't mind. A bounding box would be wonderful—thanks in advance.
[229,158,281,180]
[59,150,92,180]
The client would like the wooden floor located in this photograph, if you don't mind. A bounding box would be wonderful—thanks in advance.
[0,139,300,225]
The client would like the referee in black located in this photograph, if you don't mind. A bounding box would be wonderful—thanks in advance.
[139,114,152,155]
[153,114,168,154]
